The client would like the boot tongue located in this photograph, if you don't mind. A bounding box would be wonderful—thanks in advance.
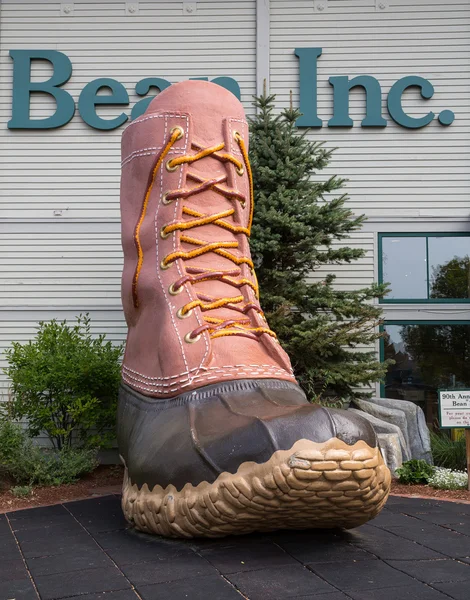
[146,80,246,146]
[149,81,251,324]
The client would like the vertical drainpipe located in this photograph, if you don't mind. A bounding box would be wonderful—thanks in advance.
[256,0,270,98]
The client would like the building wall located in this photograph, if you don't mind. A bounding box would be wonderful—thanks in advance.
[269,0,470,395]
[0,0,257,402]
[1,0,469,403]
[270,0,470,217]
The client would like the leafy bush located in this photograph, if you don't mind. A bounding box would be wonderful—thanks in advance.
[11,485,32,498]
[0,419,25,464]
[428,467,468,490]
[3,314,123,450]
[396,459,435,485]
[430,431,467,472]
[0,421,98,486]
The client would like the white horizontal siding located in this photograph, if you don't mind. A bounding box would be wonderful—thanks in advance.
[0,0,257,219]
[0,222,123,306]
[1,0,469,405]
[0,1,256,398]
[270,0,470,215]
[306,233,375,291]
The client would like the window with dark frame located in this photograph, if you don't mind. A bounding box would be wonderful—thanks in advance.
[381,322,470,426]
[378,233,470,303]
[378,233,470,426]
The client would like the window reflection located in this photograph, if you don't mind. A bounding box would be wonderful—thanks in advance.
[383,323,470,425]
[429,236,470,299]
[382,237,427,299]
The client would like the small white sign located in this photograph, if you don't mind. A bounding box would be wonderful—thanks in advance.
[439,390,470,428]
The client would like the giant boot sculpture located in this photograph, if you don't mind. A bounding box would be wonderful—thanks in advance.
[118,80,391,538]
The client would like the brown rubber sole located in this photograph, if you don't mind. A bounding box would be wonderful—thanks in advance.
[121,438,391,538]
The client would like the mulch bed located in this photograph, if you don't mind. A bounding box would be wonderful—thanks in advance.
[391,479,470,503]
[1,467,469,513]
[0,464,124,513]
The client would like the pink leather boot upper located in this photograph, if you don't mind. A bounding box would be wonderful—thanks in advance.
[120,80,296,397]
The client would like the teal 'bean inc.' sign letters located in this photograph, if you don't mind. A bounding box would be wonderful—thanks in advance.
[7,48,455,131]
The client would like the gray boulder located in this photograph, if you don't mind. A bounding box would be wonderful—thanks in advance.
[358,397,433,465]
[377,433,403,476]
[352,399,411,452]
[349,408,411,462]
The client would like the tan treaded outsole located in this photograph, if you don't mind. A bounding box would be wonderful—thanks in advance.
[121,438,391,538]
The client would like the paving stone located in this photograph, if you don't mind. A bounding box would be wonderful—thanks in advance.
[137,573,243,599]
[68,592,139,600]
[0,557,29,583]
[14,521,84,543]
[293,594,350,600]
[227,564,336,599]
[190,531,270,551]
[0,514,10,536]
[368,510,424,529]
[34,565,131,600]
[66,495,128,533]
[387,558,470,584]
[8,504,69,523]
[19,530,95,558]
[431,580,470,600]
[27,546,114,577]
[0,577,38,600]
[347,582,451,600]
[411,510,470,526]
[385,525,470,558]
[347,525,446,560]
[267,528,356,548]
[200,541,298,573]
[280,539,376,565]
[9,513,78,533]
[380,520,445,537]
[95,529,195,566]
[387,499,468,519]
[308,559,417,592]
[122,552,215,585]
[0,532,22,560]
[442,521,470,536]
[384,498,440,510]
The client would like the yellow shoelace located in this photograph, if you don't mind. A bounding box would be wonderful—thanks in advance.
[133,126,276,343]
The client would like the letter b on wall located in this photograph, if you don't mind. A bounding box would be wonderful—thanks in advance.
[8,50,75,129]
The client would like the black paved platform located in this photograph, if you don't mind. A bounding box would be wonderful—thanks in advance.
[1,495,469,600]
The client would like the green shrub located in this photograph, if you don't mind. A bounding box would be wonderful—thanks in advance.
[396,459,435,485]
[3,314,123,450]
[0,419,25,464]
[0,421,98,486]
[11,485,32,498]
[430,431,467,472]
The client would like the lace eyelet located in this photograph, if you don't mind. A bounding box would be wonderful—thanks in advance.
[162,192,173,205]
[160,260,171,270]
[241,200,246,209]
[233,130,241,141]
[177,307,193,319]
[184,332,201,344]
[166,159,178,172]
[236,166,244,176]
[160,226,171,239]
[170,125,184,140]
[168,283,183,296]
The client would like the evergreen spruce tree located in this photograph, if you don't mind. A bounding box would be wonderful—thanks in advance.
[248,93,390,400]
